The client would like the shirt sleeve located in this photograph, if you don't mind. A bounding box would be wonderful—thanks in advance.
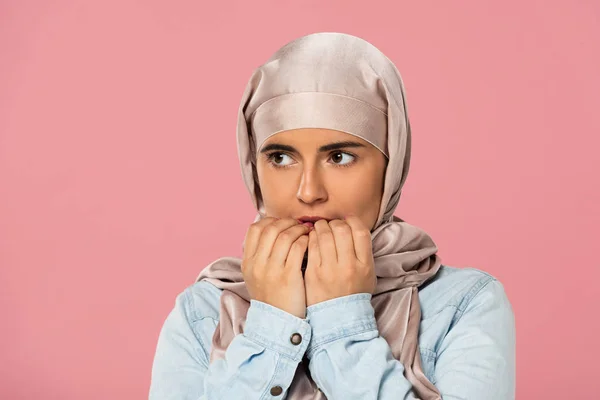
[149,287,313,400]
[304,279,516,399]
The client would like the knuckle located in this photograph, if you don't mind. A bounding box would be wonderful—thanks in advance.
[278,230,293,242]
[355,228,370,238]
[291,237,307,250]
[263,225,278,236]
[266,218,280,226]
[248,224,261,235]
[332,223,350,233]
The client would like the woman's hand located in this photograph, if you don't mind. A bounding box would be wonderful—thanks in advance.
[242,217,310,319]
[304,216,376,307]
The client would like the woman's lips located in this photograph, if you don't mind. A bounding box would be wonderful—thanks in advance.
[297,216,335,229]
[297,216,333,224]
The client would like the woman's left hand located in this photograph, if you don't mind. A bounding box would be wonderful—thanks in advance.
[304,216,377,307]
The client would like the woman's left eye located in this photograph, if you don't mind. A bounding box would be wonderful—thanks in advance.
[330,152,355,166]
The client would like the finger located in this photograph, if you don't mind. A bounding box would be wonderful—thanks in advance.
[314,219,337,267]
[307,229,321,269]
[270,224,310,268]
[344,216,373,265]
[254,218,301,265]
[243,217,278,259]
[284,234,309,272]
[329,219,356,268]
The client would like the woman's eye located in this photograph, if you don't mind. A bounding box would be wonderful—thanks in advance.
[269,153,294,166]
[330,152,355,165]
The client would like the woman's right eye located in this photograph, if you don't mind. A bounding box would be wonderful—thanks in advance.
[268,152,294,168]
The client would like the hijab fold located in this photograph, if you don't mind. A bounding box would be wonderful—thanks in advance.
[196,32,443,399]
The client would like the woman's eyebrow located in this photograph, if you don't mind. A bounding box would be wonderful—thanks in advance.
[259,140,366,154]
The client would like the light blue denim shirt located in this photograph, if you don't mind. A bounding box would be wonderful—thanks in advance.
[149,265,516,399]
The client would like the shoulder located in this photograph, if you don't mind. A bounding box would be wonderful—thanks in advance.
[418,264,512,319]
[176,280,223,323]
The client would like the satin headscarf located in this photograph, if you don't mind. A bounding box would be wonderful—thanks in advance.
[196,32,443,399]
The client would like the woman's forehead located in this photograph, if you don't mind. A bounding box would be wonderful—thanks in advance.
[263,128,372,147]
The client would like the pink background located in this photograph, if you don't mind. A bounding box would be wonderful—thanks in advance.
[1,1,599,398]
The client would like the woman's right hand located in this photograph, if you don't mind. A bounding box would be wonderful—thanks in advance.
[242,217,310,319]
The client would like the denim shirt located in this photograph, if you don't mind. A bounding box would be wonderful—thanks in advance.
[149,265,516,399]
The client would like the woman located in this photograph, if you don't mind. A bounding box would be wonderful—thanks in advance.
[149,32,515,399]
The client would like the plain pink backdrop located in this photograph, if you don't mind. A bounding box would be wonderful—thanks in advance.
[1,1,598,398]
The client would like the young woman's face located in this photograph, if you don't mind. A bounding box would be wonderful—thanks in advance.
[256,128,388,231]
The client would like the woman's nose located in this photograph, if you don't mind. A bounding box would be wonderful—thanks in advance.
[296,167,327,204]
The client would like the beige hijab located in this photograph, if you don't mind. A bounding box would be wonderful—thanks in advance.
[196,32,443,399]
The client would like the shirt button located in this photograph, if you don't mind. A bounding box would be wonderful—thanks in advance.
[290,332,302,345]
[270,385,283,396]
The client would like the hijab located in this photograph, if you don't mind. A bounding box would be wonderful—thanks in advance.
[196,32,443,399]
